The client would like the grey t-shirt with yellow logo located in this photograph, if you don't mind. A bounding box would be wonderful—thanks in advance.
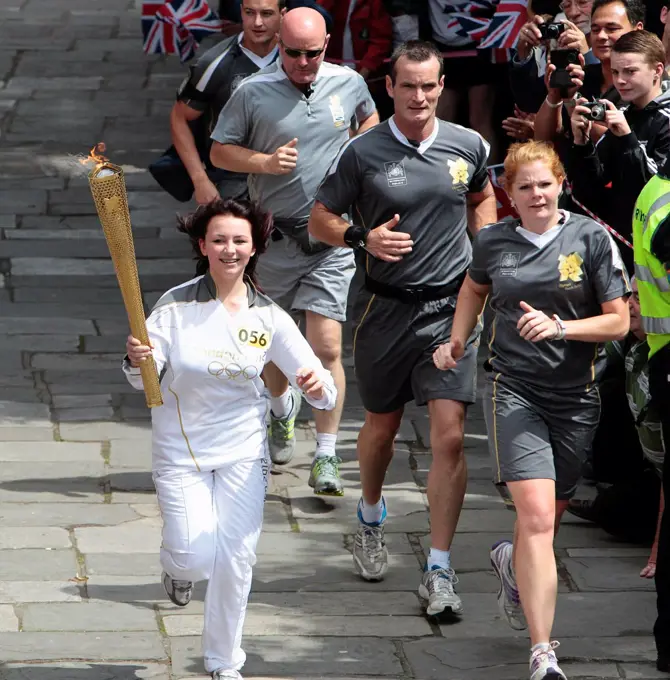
[211,60,375,222]
[469,211,631,392]
[316,117,491,288]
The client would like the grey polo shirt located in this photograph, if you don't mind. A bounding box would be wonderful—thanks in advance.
[316,117,491,288]
[211,60,376,221]
[468,211,631,392]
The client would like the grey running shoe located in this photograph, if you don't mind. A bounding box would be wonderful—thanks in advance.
[162,571,192,607]
[490,539,528,630]
[308,455,344,496]
[268,390,300,465]
[530,641,567,680]
[418,566,463,617]
[212,671,242,680]
[353,500,388,581]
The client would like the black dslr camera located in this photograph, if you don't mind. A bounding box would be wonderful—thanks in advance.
[582,100,607,122]
[538,22,567,40]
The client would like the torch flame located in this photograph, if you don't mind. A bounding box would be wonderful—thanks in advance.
[80,142,109,170]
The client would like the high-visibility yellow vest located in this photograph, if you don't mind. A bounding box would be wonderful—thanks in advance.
[632,174,670,357]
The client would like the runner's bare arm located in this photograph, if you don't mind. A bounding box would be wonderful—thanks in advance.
[308,201,349,246]
[355,111,380,136]
[210,139,298,175]
[466,182,497,236]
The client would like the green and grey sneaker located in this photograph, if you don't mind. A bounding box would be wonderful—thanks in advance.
[268,390,300,465]
[308,455,344,496]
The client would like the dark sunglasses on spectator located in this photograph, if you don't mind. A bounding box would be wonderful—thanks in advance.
[280,40,325,59]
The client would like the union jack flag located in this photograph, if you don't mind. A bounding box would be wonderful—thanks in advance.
[142,0,224,62]
[478,0,528,50]
[446,1,495,42]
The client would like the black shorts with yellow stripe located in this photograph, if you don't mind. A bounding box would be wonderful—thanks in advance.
[483,373,601,500]
[351,289,480,414]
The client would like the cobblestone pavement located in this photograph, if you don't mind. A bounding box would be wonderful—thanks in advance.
[0,1,663,679]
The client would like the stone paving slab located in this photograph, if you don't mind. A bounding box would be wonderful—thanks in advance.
[0,606,19,633]
[561,556,656,592]
[164,610,433,638]
[0,503,138,527]
[0,582,80,605]
[248,591,422,617]
[0,527,70,550]
[59,422,151,441]
[170,636,404,677]
[0,441,101,462]
[21,602,158,632]
[256,530,413,557]
[0,632,167,662]
[75,518,161,554]
[84,576,184,606]
[402,636,656,678]
[85,553,162,578]
[0,549,79,581]
[0,663,170,680]
[0,428,54,442]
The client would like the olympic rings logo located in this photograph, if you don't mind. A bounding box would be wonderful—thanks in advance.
[207,361,260,381]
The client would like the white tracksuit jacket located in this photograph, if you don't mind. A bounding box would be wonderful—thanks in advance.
[121,273,337,674]
[123,272,337,470]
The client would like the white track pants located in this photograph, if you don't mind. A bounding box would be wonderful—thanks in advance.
[153,457,268,673]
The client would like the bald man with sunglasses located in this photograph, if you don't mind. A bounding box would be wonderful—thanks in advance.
[210,7,379,495]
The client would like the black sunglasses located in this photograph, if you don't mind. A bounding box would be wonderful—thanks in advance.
[280,40,325,59]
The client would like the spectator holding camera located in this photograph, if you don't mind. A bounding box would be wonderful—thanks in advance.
[511,0,597,113]
[568,30,670,273]
[534,0,644,148]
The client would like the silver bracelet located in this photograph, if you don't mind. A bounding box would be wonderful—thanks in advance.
[544,96,563,109]
[552,314,567,340]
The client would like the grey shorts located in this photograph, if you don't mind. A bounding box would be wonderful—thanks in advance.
[352,290,480,413]
[255,235,355,322]
[483,374,601,500]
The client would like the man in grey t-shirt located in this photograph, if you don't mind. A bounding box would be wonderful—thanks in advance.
[210,7,378,494]
[309,40,497,617]
[170,0,281,204]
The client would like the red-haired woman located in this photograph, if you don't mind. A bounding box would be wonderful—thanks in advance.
[433,141,630,680]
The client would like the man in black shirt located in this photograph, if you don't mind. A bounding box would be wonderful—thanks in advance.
[170,0,282,204]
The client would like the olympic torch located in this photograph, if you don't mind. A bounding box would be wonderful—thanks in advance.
[84,144,163,408]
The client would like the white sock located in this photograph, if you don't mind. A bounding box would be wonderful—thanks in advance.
[531,642,552,654]
[428,548,451,570]
[360,497,385,525]
[270,389,292,419]
[315,432,337,459]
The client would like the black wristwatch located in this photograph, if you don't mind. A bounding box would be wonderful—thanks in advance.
[343,225,370,250]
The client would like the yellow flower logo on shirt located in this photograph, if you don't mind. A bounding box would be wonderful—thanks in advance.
[448,158,470,186]
[558,252,584,283]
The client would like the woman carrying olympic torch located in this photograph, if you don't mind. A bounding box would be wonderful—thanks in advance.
[123,199,336,680]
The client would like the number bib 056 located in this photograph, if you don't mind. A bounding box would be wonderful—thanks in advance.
[238,328,270,348]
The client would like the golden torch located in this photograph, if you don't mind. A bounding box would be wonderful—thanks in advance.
[84,144,163,408]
